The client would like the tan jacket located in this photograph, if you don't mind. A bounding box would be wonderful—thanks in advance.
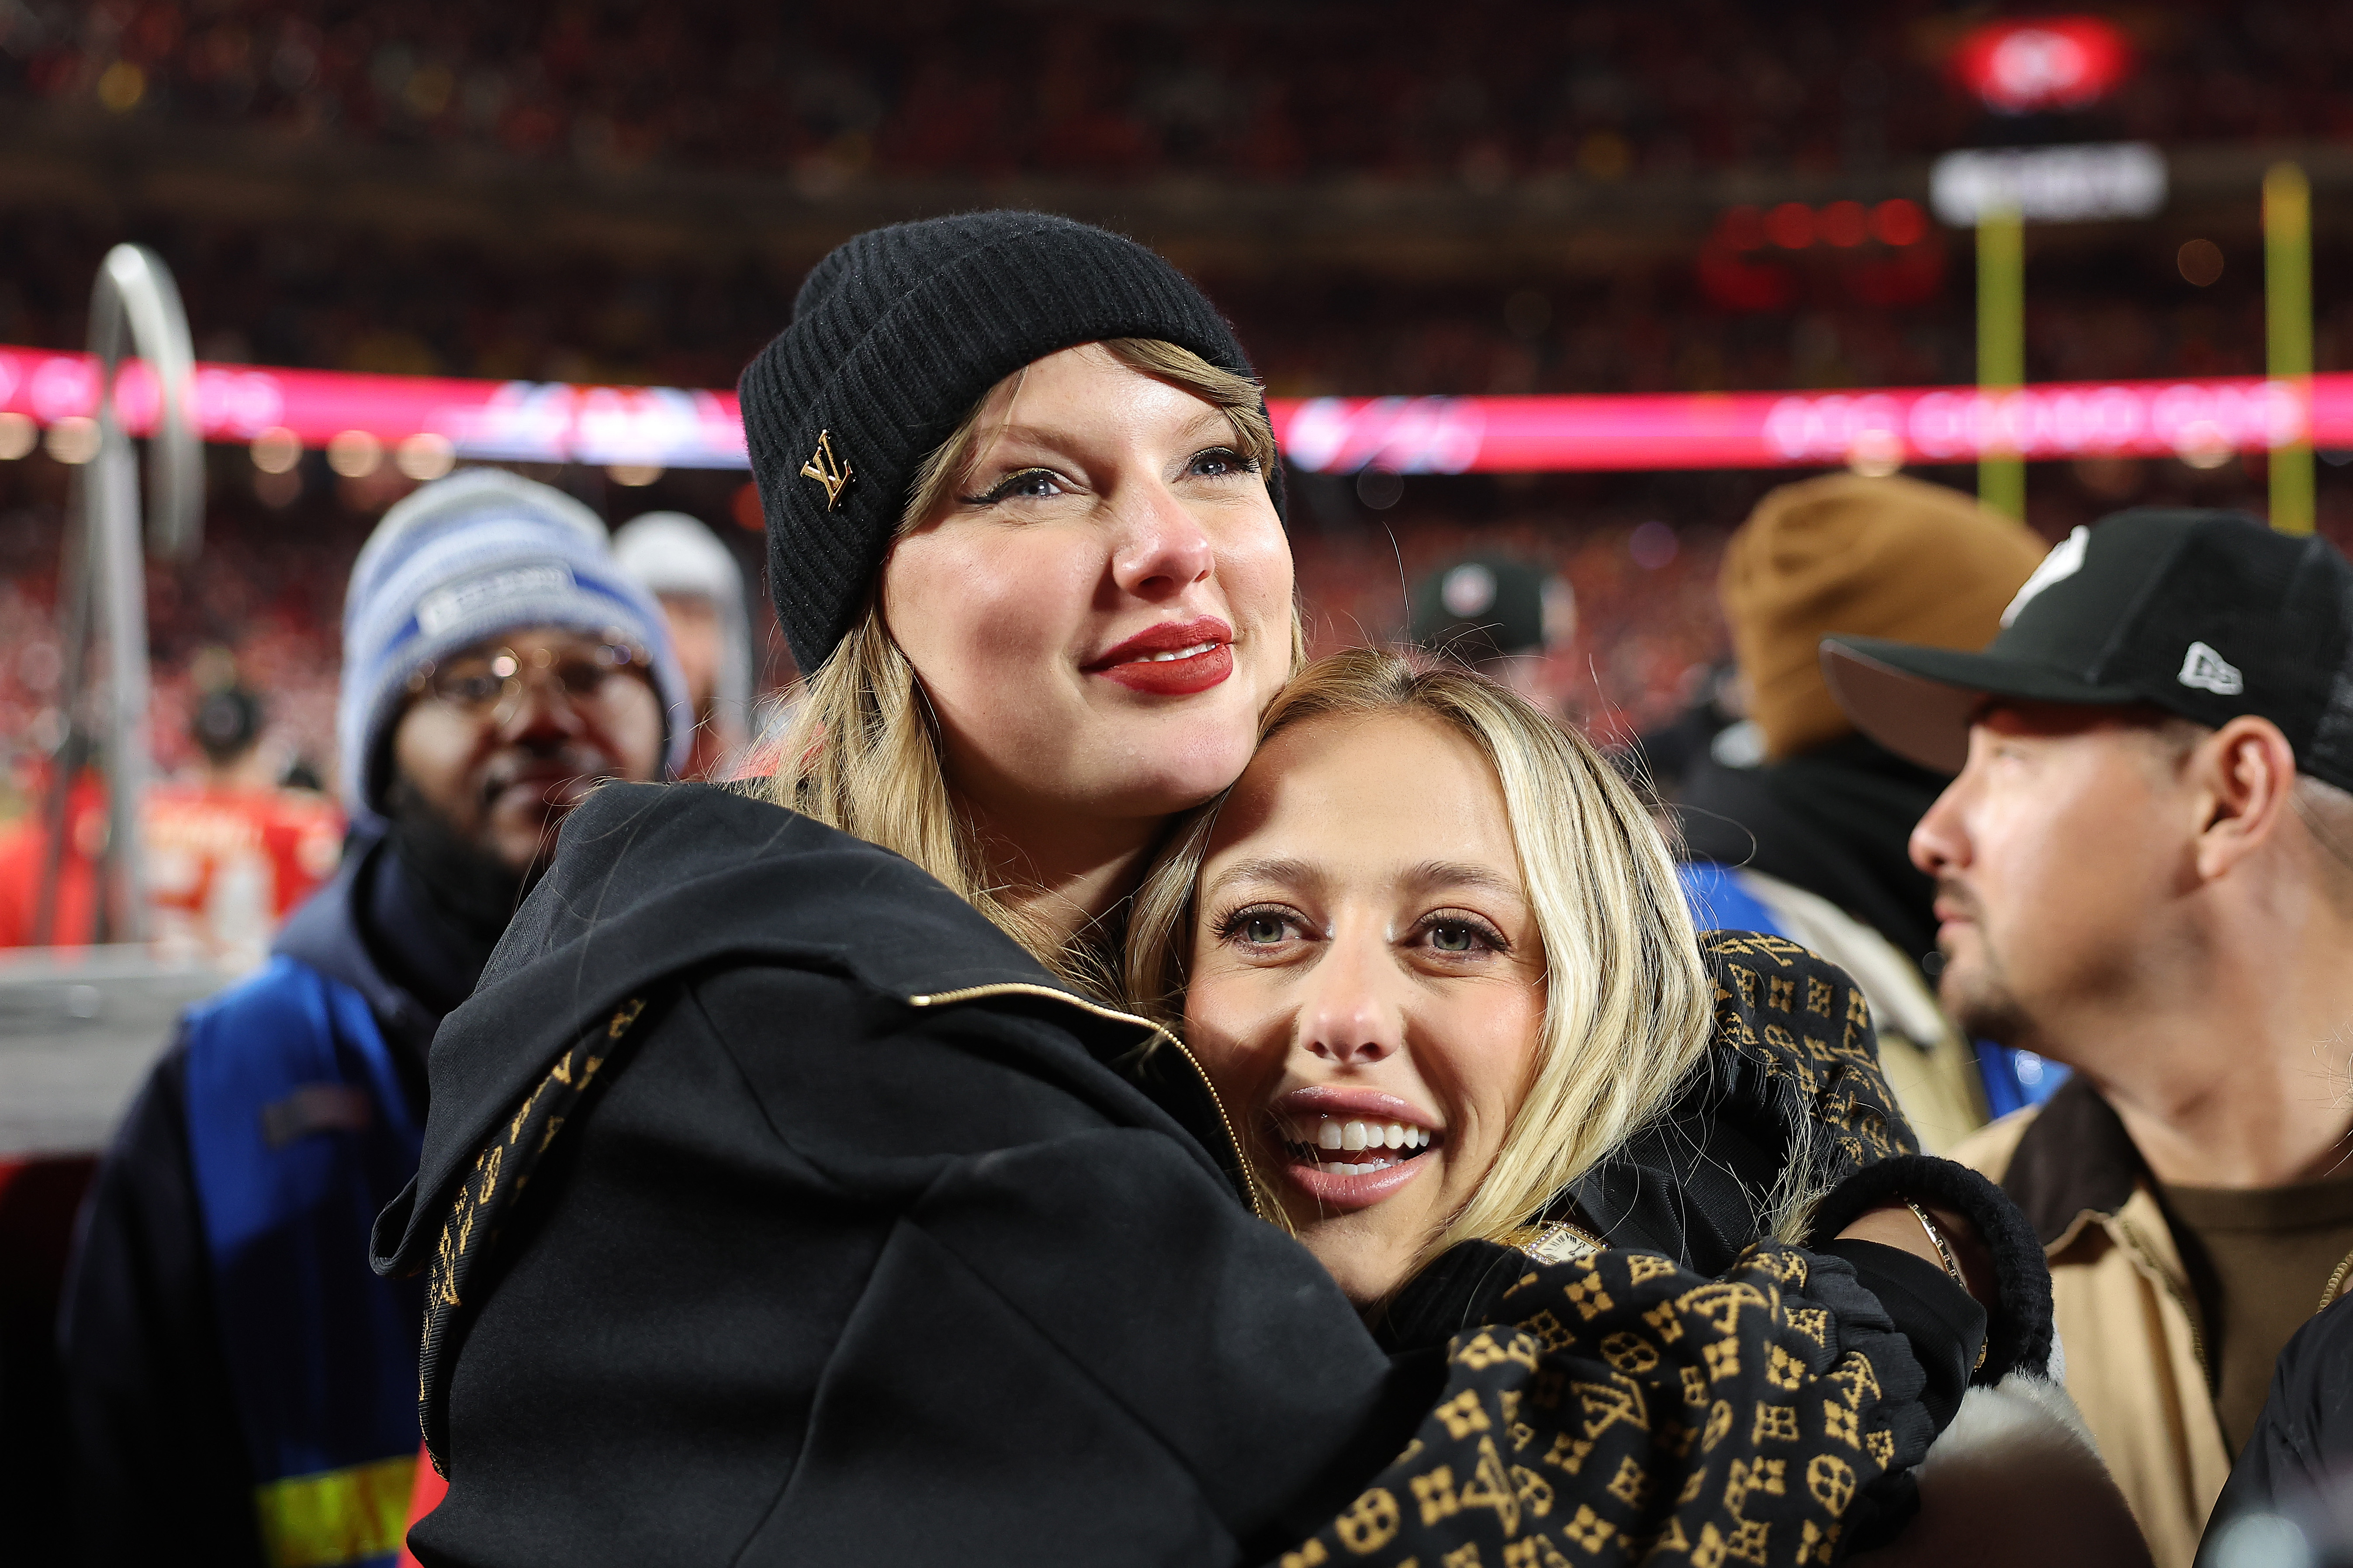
[1951,1087,2227,1568]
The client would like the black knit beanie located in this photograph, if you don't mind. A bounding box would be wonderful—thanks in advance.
[739,211,1284,674]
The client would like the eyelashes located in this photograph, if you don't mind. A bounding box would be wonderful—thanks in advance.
[959,447,1260,508]
[962,467,1059,507]
[1215,902,1303,947]
[1208,902,1512,957]
[1415,911,1510,956]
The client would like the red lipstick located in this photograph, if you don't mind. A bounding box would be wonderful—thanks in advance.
[1085,617,1234,696]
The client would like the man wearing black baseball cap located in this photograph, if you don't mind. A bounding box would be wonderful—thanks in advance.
[1821,508,2353,1568]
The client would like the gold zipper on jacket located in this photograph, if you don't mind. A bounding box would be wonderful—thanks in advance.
[905,982,1265,1221]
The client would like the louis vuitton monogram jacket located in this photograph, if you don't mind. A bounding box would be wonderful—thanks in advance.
[373,784,2034,1566]
[1281,1240,1939,1568]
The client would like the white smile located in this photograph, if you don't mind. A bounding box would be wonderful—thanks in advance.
[1131,640,1220,663]
[1275,1115,1441,1175]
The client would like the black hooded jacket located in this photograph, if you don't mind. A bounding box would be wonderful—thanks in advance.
[372,782,1439,1565]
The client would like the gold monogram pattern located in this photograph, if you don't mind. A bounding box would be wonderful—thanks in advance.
[1285,1244,1924,1566]
[415,995,651,1475]
[1698,931,1915,1178]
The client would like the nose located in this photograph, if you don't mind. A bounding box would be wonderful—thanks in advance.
[1296,926,1404,1069]
[1910,774,1971,878]
[1108,484,1215,601]
[496,673,588,748]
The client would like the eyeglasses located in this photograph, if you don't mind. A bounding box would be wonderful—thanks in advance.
[408,637,653,722]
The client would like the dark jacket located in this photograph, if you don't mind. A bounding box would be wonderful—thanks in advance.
[1674,734,1949,978]
[57,832,477,1568]
[2198,1295,2353,1568]
[373,784,2035,1567]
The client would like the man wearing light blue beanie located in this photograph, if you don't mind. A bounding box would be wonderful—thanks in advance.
[60,469,684,1568]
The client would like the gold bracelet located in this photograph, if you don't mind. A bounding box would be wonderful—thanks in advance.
[1904,1199,1988,1371]
[1902,1200,1966,1289]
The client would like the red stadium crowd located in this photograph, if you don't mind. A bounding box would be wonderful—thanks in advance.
[6,1,2353,185]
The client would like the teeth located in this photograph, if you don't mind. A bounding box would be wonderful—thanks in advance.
[1138,641,1218,663]
[1286,1116,1439,1160]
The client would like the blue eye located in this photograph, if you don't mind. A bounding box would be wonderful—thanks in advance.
[1189,447,1255,479]
[966,468,1065,505]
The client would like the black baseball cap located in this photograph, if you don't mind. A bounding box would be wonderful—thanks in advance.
[1411,556,1554,664]
[1820,508,2353,792]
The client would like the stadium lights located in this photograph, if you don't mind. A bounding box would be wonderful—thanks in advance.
[1952,17,2133,115]
[1931,143,2167,228]
[1,342,2345,478]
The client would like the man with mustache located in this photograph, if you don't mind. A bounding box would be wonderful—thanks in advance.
[1817,509,2353,1568]
[59,469,684,1568]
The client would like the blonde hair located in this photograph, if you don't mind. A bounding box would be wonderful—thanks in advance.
[1125,647,1715,1268]
[758,338,1291,991]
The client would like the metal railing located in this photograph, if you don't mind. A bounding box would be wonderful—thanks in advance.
[32,245,202,946]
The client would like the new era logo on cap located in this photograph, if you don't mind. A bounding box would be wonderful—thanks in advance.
[1818,508,2353,794]
[2177,641,2243,696]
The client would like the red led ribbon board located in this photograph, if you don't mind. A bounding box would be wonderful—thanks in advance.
[3,344,2346,475]
[1953,17,2133,114]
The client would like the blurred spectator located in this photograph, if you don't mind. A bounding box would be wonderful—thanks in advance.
[0,690,340,961]
[56,470,685,1568]
[1823,511,2353,1568]
[1407,552,1575,711]
[1633,661,1749,797]
[1669,473,2046,1151]
[144,683,345,974]
[612,510,751,777]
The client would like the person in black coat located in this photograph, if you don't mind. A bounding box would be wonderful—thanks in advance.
[2197,1293,2353,1568]
[373,213,2050,1565]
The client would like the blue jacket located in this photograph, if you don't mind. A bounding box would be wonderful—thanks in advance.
[60,833,461,1568]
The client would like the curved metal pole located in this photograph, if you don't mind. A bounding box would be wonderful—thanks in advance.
[35,245,201,946]
[90,245,202,560]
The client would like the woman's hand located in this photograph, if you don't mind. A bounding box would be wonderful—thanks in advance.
[1836,1201,1998,1309]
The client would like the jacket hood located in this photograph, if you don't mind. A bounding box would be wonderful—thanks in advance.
[378,782,1154,1271]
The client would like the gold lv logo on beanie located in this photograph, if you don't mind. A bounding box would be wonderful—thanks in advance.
[800,430,853,511]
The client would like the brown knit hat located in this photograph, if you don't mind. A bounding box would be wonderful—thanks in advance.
[1720,474,2047,760]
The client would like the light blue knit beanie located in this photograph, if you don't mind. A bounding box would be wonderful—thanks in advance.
[337,468,691,831]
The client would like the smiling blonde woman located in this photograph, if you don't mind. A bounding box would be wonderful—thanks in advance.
[1128,646,1716,1294]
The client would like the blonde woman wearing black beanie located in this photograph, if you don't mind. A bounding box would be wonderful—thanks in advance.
[371,213,2048,1566]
